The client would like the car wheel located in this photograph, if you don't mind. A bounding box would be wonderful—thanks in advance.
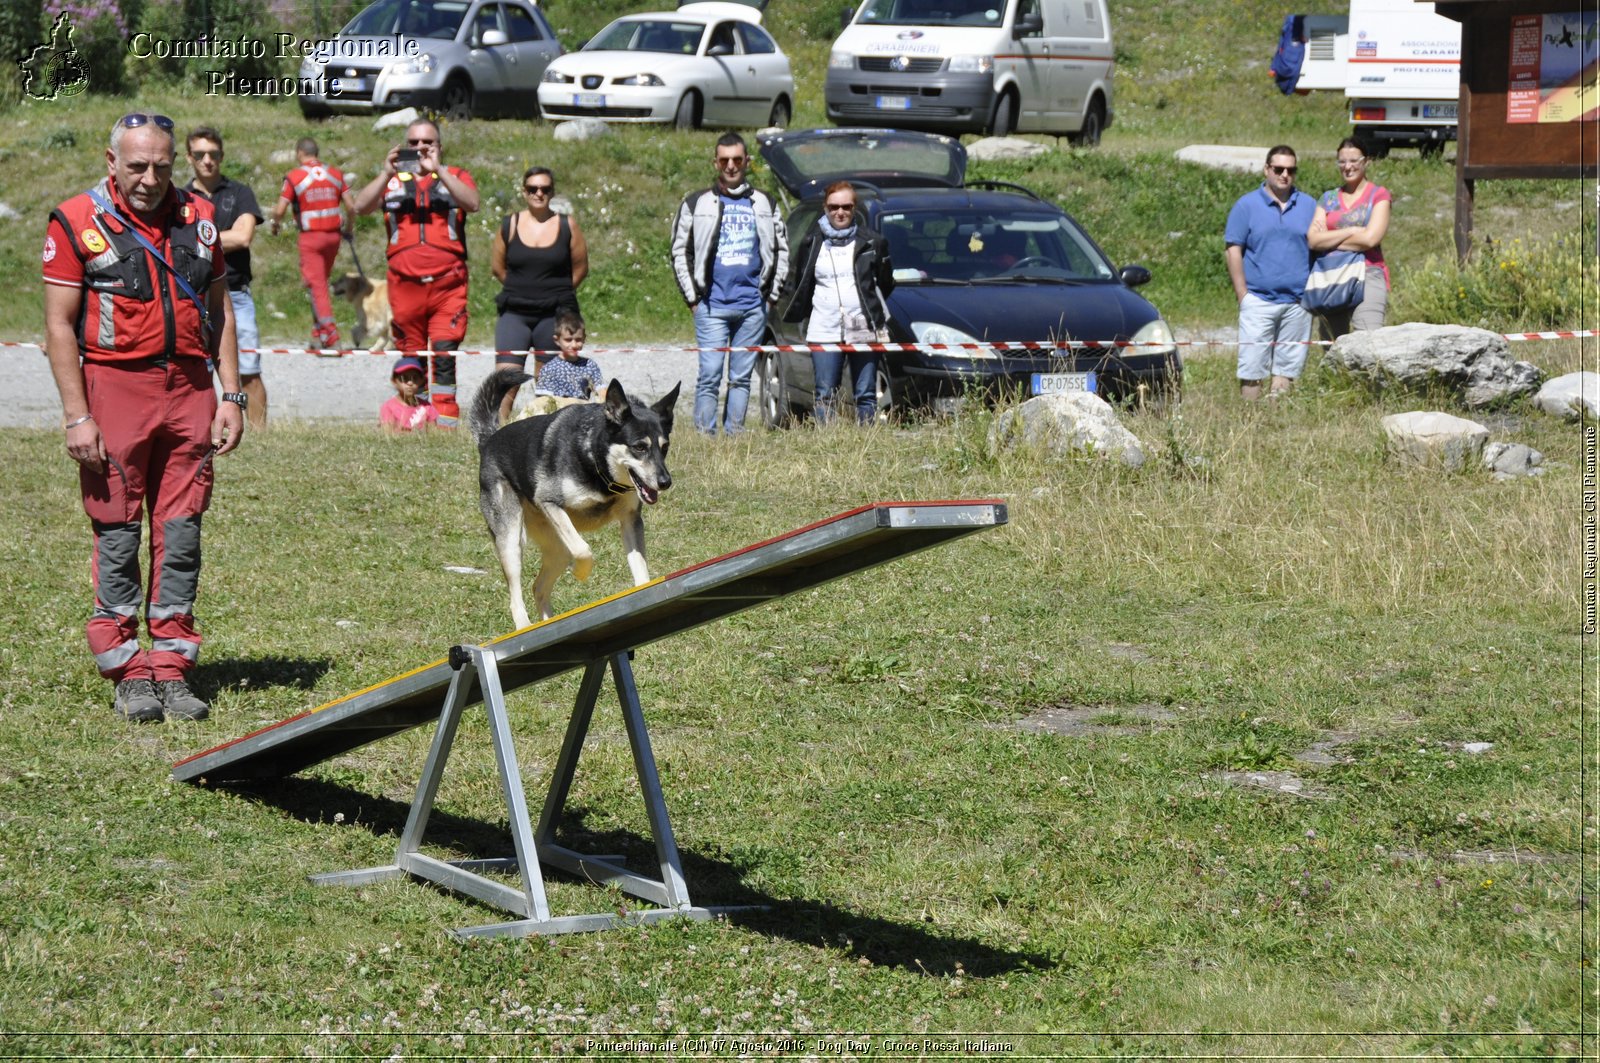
[988,89,1018,137]
[441,76,474,121]
[757,351,791,429]
[766,96,791,129]
[1419,138,1447,159]
[1069,96,1105,147]
[674,91,701,130]
[874,366,902,424]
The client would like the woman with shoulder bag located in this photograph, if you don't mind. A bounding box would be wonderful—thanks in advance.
[490,166,589,420]
[1306,137,1391,338]
[781,181,895,425]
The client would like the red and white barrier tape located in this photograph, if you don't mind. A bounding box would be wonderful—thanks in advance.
[0,330,1593,358]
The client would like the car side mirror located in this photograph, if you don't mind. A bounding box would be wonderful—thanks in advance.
[1012,11,1043,38]
[708,42,733,56]
[1119,264,1152,287]
[840,5,855,28]
[480,28,508,47]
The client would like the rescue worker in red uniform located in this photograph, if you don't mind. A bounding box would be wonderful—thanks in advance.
[269,136,354,351]
[352,119,479,427]
[42,112,245,723]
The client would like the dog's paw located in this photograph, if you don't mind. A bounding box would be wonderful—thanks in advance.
[571,552,594,582]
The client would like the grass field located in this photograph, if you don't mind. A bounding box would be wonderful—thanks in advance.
[1,0,1596,1056]
[1,350,1594,1056]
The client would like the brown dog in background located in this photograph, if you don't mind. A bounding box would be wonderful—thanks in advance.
[330,272,392,352]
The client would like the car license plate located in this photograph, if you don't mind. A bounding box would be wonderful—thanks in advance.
[874,95,911,110]
[1422,103,1457,119]
[330,77,367,94]
[574,92,606,107]
[1031,371,1096,396]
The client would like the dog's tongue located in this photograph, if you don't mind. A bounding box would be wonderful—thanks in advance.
[637,483,659,505]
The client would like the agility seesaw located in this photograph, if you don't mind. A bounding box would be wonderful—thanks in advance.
[174,500,1007,938]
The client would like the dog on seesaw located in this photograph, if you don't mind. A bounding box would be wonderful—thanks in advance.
[468,371,681,629]
[329,272,392,352]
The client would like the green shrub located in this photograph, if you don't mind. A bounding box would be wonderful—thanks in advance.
[1397,224,1599,332]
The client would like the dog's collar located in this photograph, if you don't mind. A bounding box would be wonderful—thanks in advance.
[604,477,633,496]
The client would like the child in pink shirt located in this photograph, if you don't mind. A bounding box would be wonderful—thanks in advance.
[380,356,440,431]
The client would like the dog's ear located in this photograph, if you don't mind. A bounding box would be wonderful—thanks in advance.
[651,382,680,428]
[603,379,631,425]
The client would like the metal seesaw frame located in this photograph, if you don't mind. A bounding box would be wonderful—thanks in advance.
[175,501,1007,938]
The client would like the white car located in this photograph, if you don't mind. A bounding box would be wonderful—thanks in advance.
[537,2,794,129]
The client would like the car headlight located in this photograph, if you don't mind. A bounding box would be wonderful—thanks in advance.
[829,51,855,69]
[614,73,664,86]
[948,54,993,74]
[543,68,573,84]
[299,58,321,79]
[390,52,434,76]
[1130,317,1176,351]
[912,321,997,357]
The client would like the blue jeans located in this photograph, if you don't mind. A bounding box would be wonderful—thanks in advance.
[812,349,878,424]
[230,287,261,377]
[693,302,766,435]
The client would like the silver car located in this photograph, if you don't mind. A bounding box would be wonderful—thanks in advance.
[298,0,562,120]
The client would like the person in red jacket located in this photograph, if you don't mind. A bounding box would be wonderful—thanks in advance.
[352,119,479,427]
[42,111,245,723]
[269,137,354,351]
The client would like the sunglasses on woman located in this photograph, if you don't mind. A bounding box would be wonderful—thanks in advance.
[525,184,553,195]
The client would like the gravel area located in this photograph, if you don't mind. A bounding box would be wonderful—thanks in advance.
[7,342,698,428]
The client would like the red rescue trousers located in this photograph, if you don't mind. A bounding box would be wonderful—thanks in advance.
[81,357,217,682]
[388,265,468,426]
[297,229,343,333]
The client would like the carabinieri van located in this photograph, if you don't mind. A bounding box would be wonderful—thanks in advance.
[824,0,1113,143]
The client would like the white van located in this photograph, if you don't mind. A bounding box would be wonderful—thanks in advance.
[824,0,1113,143]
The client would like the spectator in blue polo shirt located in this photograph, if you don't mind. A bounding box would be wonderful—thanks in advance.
[1224,145,1315,400]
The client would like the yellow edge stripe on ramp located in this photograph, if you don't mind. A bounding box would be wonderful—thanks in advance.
[305,576,669,716]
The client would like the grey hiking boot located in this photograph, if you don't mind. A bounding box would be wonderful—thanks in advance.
[113,678,164,723]
[156,678,210,721]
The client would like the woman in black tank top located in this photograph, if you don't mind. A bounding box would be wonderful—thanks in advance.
[490,166,590,417]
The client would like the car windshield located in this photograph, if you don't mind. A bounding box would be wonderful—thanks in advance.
[877,210,1117,283]
[856,0,1009,28]
[588,18,706,53]
[342,0,470,39]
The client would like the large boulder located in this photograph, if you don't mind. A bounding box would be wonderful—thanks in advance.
[373,107,420,131]
[1325,323,1543,408]
[552,118,611,142]
[968,136,1048,162]
[1380,410,1489,472]
[988,392,1146,468]
[1532,371,1599,421]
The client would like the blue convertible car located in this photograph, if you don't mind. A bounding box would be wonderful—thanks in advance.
[756,128,1181,424]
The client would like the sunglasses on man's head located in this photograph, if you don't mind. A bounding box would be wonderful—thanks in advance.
[1269,165,1298,176]
[116,113,174,132]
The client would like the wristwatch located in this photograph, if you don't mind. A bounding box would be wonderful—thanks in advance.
[222,391,248,410]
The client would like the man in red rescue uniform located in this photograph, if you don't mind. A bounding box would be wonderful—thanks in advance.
[42,112,245,723]
[352,118,479,427]
[268,136,354,350]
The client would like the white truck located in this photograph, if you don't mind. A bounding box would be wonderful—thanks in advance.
[1293,0,1462,156]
